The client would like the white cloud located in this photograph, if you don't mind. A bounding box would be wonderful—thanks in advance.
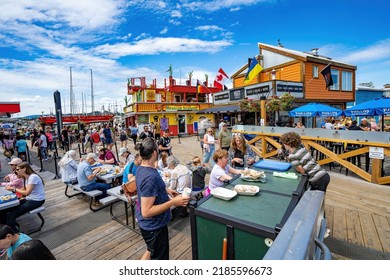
[94,37,232,58]
[160,28,168,34]
[171,10,183,18]
[195,25,224,32]
[181,0,267,12]
[0,0,127,30]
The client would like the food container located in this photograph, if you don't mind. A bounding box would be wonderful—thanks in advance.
[233,184,260,196]
[210,187,237,201]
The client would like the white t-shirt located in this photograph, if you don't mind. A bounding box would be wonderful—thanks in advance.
[209,164,230,190]
[26,174,45,201]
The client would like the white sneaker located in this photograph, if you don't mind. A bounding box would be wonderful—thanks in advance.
[324,228,331,239]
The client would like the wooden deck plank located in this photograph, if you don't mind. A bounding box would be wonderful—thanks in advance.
[359,212,383,252]
[345,210,364,246]
[372,214,390,253]
[332,207,347,241]
[324,204,334,238]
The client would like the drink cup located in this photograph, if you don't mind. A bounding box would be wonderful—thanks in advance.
[115,166,120,173]
[182,187,192,198]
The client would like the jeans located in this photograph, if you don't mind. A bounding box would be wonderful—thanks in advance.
[0,199,45,232]
[203,144,215,166]
[40,146,48,160]
[81,182,111,199]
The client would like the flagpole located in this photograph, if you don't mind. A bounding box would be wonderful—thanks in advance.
[306,61,333,85]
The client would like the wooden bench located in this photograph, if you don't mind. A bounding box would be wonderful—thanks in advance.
[16,206,45,235]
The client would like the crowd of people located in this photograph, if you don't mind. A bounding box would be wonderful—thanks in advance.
[0,116,376,260]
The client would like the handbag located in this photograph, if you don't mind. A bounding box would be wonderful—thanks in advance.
[121,177,137,200]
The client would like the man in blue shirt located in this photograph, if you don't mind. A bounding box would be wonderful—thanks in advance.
[14,135,27,161]
[77,153,111,203]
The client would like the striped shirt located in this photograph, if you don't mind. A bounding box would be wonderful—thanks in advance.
[288,147,327,183]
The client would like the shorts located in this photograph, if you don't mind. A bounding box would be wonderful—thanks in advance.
[309,173,330,193]
[140,225,169,260]
[105,138,113,144]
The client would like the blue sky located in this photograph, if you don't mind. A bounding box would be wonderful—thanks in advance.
[1,0,390,117]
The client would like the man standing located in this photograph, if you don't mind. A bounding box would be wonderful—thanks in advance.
[90,129,101,153]
[14,136,27,161]
[158,129,172,156]
[38,130,48,161]
[103,124,114,150]
[218,123,231,151]
[77,153,111,204]
[139,125,153,141]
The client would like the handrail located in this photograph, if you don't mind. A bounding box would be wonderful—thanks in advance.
[263,191,331,260]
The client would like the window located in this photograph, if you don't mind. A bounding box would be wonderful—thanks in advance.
[312,65,318,78]
[342,71,352,91]
[330,69,339,90]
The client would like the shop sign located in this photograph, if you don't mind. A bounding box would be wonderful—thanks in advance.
[246,85,270,96]
[166,105,199,111]
[215,93,229,101]
[230,88,244,101]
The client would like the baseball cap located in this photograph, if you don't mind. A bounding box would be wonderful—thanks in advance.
[8,158,23,165]
[119,147,128,156]
[361,118,367,121]
[86,153,97,161]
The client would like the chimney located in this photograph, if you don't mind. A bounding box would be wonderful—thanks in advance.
[311,48,319,56]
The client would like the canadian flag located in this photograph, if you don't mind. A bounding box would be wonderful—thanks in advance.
[213,68,229,90]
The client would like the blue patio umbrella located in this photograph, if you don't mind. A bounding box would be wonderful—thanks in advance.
[344,97,390,130]
[344,97,390,116]
[288,103,343,117]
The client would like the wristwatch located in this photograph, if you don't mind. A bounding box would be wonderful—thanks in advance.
[12,187,16,193]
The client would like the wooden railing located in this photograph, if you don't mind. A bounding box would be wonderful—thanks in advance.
[232,125,390,185]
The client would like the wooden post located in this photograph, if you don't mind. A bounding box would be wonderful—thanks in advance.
[260,97,267,126]
[371,158,382,184]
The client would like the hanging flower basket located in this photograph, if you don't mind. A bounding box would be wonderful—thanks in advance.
[239,98,261,112]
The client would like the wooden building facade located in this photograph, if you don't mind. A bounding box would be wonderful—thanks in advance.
[123,76,220,136]
[230,43,357,118]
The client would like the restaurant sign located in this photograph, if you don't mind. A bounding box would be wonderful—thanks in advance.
[166,105,199,111]
[230,88,244,101]
[246,85,270,96]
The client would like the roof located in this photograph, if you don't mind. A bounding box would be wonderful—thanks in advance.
[231,43,357,78]
[196,105,240,114]
[259,43,357,69]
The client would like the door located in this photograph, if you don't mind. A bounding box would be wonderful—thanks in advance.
[178,114,186,134]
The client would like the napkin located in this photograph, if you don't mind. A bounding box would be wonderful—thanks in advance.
[273,172,298,180]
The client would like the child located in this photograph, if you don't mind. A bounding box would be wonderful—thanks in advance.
[186,156,211,192]
[0,224,32,260]
[279,131,330,192]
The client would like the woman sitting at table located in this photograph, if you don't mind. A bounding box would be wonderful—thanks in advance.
[58,150,78,185]
[227,134,256,169]
[0,162,45,233]
[208,149,241,193]
[166,155,192,193]
[97,146,117,165]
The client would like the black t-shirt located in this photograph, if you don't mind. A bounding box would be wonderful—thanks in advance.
[139,131,153,140]
[234,149,244,167]
[158,136,171,155]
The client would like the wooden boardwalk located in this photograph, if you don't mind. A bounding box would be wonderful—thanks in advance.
[17,169,390,260]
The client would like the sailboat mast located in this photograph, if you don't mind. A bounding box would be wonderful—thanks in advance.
[91,69,94,115]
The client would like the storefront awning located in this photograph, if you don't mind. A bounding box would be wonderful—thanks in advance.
[0,102,20,117]
[196,105,240,114]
